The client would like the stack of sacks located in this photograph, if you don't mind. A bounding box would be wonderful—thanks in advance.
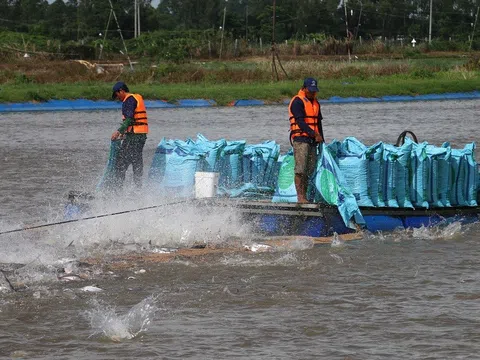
[326,137,374,207]
[145,134,478,206]
[148,134,227,197]
[217,140,246,189]
[381,142,414,208]
[194,134,227,172]
[272,136,478,210]
[427,143,452,207]
[272,150,297,203]
[148,138,175,185]
[365,142,384,207]
[407,140,447,208]
[448,143,477,207]
[329,137,478,208]
[148,134,280,198]
[243,141,281,188]
[148,138,206,197]
[406,138,477,208]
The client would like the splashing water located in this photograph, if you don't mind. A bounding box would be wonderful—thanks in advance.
[329,253,344,264]
[412,222,464,240]
[361,221,466,243]
[84,295,159,341]
[330,232,345,248]
[0,198,252,269]
[220,252,299,267]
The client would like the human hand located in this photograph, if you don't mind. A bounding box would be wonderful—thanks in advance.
[315,133,323,143]
[111,130,121,141]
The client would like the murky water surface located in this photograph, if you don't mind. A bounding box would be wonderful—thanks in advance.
[0,100,479,359]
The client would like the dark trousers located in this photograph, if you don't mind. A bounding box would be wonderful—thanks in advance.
[115,135,147,187]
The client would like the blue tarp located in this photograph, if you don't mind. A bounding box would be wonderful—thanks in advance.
[231,100,265,106]
[176,99,216,107]
[314,143,366,229]
[1,92,478,112]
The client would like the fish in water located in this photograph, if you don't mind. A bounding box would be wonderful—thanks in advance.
[0,276,12,293]
[0,270,16,292]
[58,274,84,282]
[80,285,104,293]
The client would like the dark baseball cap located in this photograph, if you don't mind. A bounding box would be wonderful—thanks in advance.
[303,77,319,92]
[112,81,129,99]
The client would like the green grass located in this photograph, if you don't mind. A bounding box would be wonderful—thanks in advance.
[0,71,478,105]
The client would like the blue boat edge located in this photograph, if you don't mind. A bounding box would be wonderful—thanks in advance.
[202,198,480,238]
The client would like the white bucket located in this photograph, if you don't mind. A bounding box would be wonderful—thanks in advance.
[194,172,219,198]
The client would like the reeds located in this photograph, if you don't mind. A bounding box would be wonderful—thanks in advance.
[0,56,474,86]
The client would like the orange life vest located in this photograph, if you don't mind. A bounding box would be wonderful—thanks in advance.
[123,93,149,134]
[288,89,320,142]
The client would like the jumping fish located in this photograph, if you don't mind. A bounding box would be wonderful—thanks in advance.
[244,243,272,252]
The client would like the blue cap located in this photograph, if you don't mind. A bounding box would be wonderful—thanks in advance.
[112,81,129,99]
[303,78,319,92]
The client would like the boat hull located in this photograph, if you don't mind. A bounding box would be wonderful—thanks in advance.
[205,199,480,236]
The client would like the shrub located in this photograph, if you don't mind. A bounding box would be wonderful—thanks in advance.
[411,68,435,78]
[428,40,469,52]
[464,54,480,71]
[14,73,33,84]
[403,48,422,58]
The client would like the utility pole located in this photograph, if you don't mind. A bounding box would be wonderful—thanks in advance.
[470,6,479,50]
[245,0,248,40]
[219,0,227,60]
[108,0,133,70]
[271,0,288,80]
[137,0,141,37]
[354,0,363,40]
[99,8,112,59]
[343,0,351,61]
[428,0,433,43]
[134,0,141,38]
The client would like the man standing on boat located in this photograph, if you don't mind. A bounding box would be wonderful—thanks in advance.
[288,77,324,204]
[111,81,149,188]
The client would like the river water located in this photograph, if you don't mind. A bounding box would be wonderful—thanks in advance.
[0,100,479,359]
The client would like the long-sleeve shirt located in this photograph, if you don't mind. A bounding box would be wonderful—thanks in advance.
[290,97,324,143]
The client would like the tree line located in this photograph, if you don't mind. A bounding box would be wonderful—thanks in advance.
[0,0,478,43]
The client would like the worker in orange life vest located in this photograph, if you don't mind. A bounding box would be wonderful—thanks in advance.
[288,78,324,204]
[111,81,149,188]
